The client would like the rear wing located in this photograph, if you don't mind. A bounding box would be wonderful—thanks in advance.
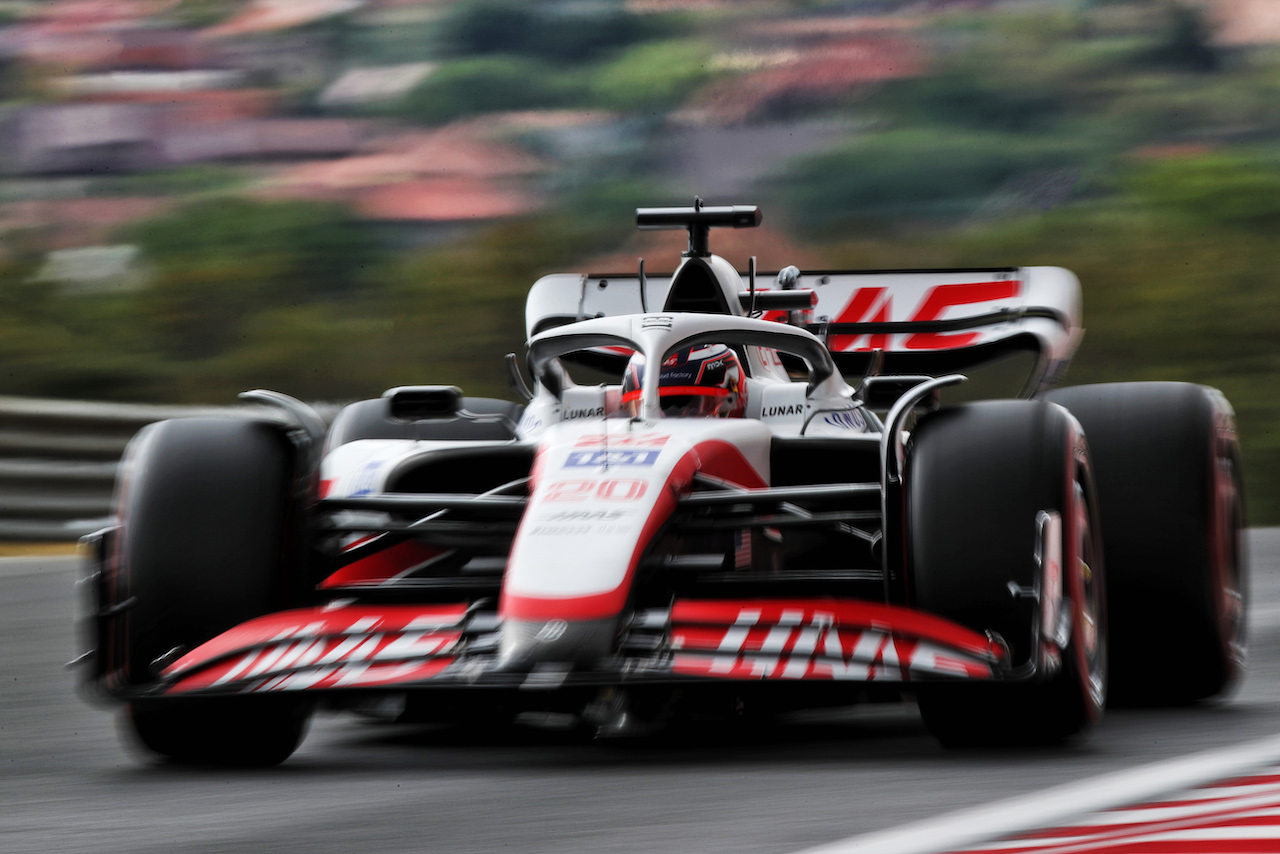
[525,266,1082,395]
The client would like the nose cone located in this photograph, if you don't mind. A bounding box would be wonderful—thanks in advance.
[499,618,618,672]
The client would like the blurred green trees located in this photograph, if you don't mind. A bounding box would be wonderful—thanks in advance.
[392,0,696,123]
[587,39,719,113]
[783,129,1097,227]
[0,199,389,402]
[397,56,578,124]
[436,0,657,62]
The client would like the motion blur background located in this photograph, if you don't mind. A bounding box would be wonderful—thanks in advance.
[0,0,1276,520]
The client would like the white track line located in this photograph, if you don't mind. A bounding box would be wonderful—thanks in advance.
[793,732,1280,854]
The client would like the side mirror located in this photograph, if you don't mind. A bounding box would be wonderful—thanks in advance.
[383,386,462,421]
[859,375,940,412]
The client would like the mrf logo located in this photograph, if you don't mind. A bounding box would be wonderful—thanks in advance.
[565,449,660,468]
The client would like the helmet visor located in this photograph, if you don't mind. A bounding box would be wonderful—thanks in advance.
[618,386,735,417]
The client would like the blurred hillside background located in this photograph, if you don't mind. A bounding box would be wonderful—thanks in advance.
[0,0,1277,519]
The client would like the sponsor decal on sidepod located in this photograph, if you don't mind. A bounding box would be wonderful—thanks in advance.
[823,410,867,430]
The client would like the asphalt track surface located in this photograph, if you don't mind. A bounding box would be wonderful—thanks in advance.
[3,531,1278,854]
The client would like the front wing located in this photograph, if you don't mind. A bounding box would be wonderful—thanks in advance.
[150,598,1009,697]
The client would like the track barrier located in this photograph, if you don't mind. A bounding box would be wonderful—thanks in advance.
[0,396,323,541]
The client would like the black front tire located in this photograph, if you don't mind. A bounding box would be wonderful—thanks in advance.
[110,417,311,766]
[908,401,1106,747]
[126,698,310,767]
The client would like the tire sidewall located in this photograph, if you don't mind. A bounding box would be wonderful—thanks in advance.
[1042,382,1246,703]
[907,400,1106,743]
[110,417,298,687]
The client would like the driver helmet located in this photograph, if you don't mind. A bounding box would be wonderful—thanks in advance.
[621,344,746,418]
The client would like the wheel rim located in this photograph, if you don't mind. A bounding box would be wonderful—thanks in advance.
[1214,450,1246,675]
[1073,480,1106,715]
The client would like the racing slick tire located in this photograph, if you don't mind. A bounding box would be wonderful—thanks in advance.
[112,417,310,766]
[324,396,524,448]
[1042,382,1246,705]
[126,697,310,768]
[908,400,1106,747]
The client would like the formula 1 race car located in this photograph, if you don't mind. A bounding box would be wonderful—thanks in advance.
[77,202,1246,764]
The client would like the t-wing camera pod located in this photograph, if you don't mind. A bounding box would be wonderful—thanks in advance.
[635,198,762,258]
[632,200,810,317]
[633,199,763,314]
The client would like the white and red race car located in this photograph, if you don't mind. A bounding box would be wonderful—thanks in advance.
[79,203,1246,765]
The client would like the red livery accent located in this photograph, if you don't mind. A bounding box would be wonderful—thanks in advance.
[321,538,450,588]
[828,280,1021,352]
[670,599,1001,660]
[161,604,468,692]
[673,645,992,682]
[501,440,768,622]
[542,478,649,502]
[174,657,455,694]
[623,384,730,402]
[669,599,1002,682]
[904,280,1020,350]
[574,434,670,448]
[831,286,888,351]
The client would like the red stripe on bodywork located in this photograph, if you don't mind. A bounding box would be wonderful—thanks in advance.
[501,439,767,622]
[498,590,629,622]
[670,599,1000,661]
[830,287,885,351]
[172,656,457,694]
[620,386,732,404]
[669,598,1002,682]
[321,539,448,588]
[903,280,1019,350]
[161,603,468,679]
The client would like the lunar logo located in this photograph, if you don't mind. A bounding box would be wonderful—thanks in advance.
[534,619,569,642]
[563,407,604,420]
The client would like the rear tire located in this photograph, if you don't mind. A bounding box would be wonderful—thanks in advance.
[908,401,1106,746]
[1042,382,1246,704]
[111,417,310,766]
